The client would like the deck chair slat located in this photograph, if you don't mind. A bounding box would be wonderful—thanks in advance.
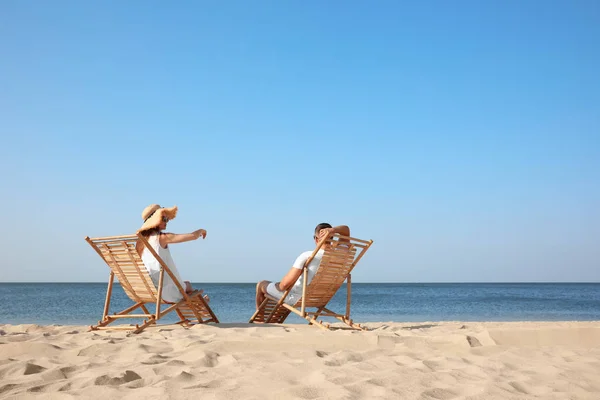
[117,279,153,289]
[119,270,152,277]
[116,265,147,271]
[101,250,139,256]
[101,243,148,304]
[124,285,153,293]
[320,259,355,266]
[320,258,352,263]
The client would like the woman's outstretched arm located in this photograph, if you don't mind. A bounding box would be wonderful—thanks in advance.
[159,229,207,247]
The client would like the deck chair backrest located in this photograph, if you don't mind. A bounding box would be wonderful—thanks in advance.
[300,234,371,308]
[86,235,158,303]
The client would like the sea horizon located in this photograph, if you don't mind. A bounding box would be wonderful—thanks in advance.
[2,282,599,326]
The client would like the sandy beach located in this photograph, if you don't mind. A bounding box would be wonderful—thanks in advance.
[1,321,599,399]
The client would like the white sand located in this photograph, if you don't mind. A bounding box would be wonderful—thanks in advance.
[1,321,599,399]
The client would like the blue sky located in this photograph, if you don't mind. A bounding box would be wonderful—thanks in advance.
[1,1,598,283]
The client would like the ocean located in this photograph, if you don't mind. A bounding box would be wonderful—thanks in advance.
[1,283,599,326]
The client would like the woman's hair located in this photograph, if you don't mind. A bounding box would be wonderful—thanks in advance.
[136,228,160,256]
[139,228,160,238]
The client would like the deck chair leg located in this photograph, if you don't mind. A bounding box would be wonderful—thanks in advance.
[101,272,115,322]
[345,273,352,320]
[132,316,157,334]
[90,317,116,331]
[321,306,367,331]
[265,299,286,323]
[303,313,330,331]
[186,296,206,323]
[191,292,219,323]
[250,297,291,324]
[91,273,116,331]
[140,305,151,314]
[308,306,326,326]
[175,308,188,323]
[90,302,145,331]
[174,308,193,328]
[249,298,270,323]
[167,291,219,326]
[335,316,367,331]
[201,297,219,323]
[172,292,204,324]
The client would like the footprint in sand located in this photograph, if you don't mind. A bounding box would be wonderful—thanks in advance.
[184,378,224,390]
[421,388,459,400]
[466,335,482,347]
[24,363,46,375]
[323,351,364,367]
[27,384,50,393]
[59,364,92,379]
[152,362,196,377]
[174,371,195,382]
[0,384,18,395]
[185,339,210,348]
[40,368,68,381]
[77,343,119,357]
[199,351,220,367]
[94,370,142,386]
[141,354,170,365]
[290,385,322,400]
[421,360,441,371]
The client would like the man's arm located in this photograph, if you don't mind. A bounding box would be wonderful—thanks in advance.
[277,267,303,291]
[277,251,312,291]
[319,225,351,239]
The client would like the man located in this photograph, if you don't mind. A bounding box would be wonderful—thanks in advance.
[255,223,350,309]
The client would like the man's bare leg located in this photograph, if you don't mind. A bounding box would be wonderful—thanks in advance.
[256,280,271,310]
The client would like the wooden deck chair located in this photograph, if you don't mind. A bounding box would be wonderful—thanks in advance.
[85,233,219,334]
[249,233,373,330]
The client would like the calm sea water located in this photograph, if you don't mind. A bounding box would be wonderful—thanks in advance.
[0,283,599,325]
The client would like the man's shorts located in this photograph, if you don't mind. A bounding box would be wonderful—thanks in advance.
[266,282,285,300]
[266,282,297,305]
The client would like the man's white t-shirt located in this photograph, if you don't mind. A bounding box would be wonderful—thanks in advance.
[284,249,325,305]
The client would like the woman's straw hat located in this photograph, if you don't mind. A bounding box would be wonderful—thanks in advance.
[138,204,178,232]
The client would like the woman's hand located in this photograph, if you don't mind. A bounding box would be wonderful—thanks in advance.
[193,229,207,239]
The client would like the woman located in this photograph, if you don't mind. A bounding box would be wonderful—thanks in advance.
[135,204,209,303]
